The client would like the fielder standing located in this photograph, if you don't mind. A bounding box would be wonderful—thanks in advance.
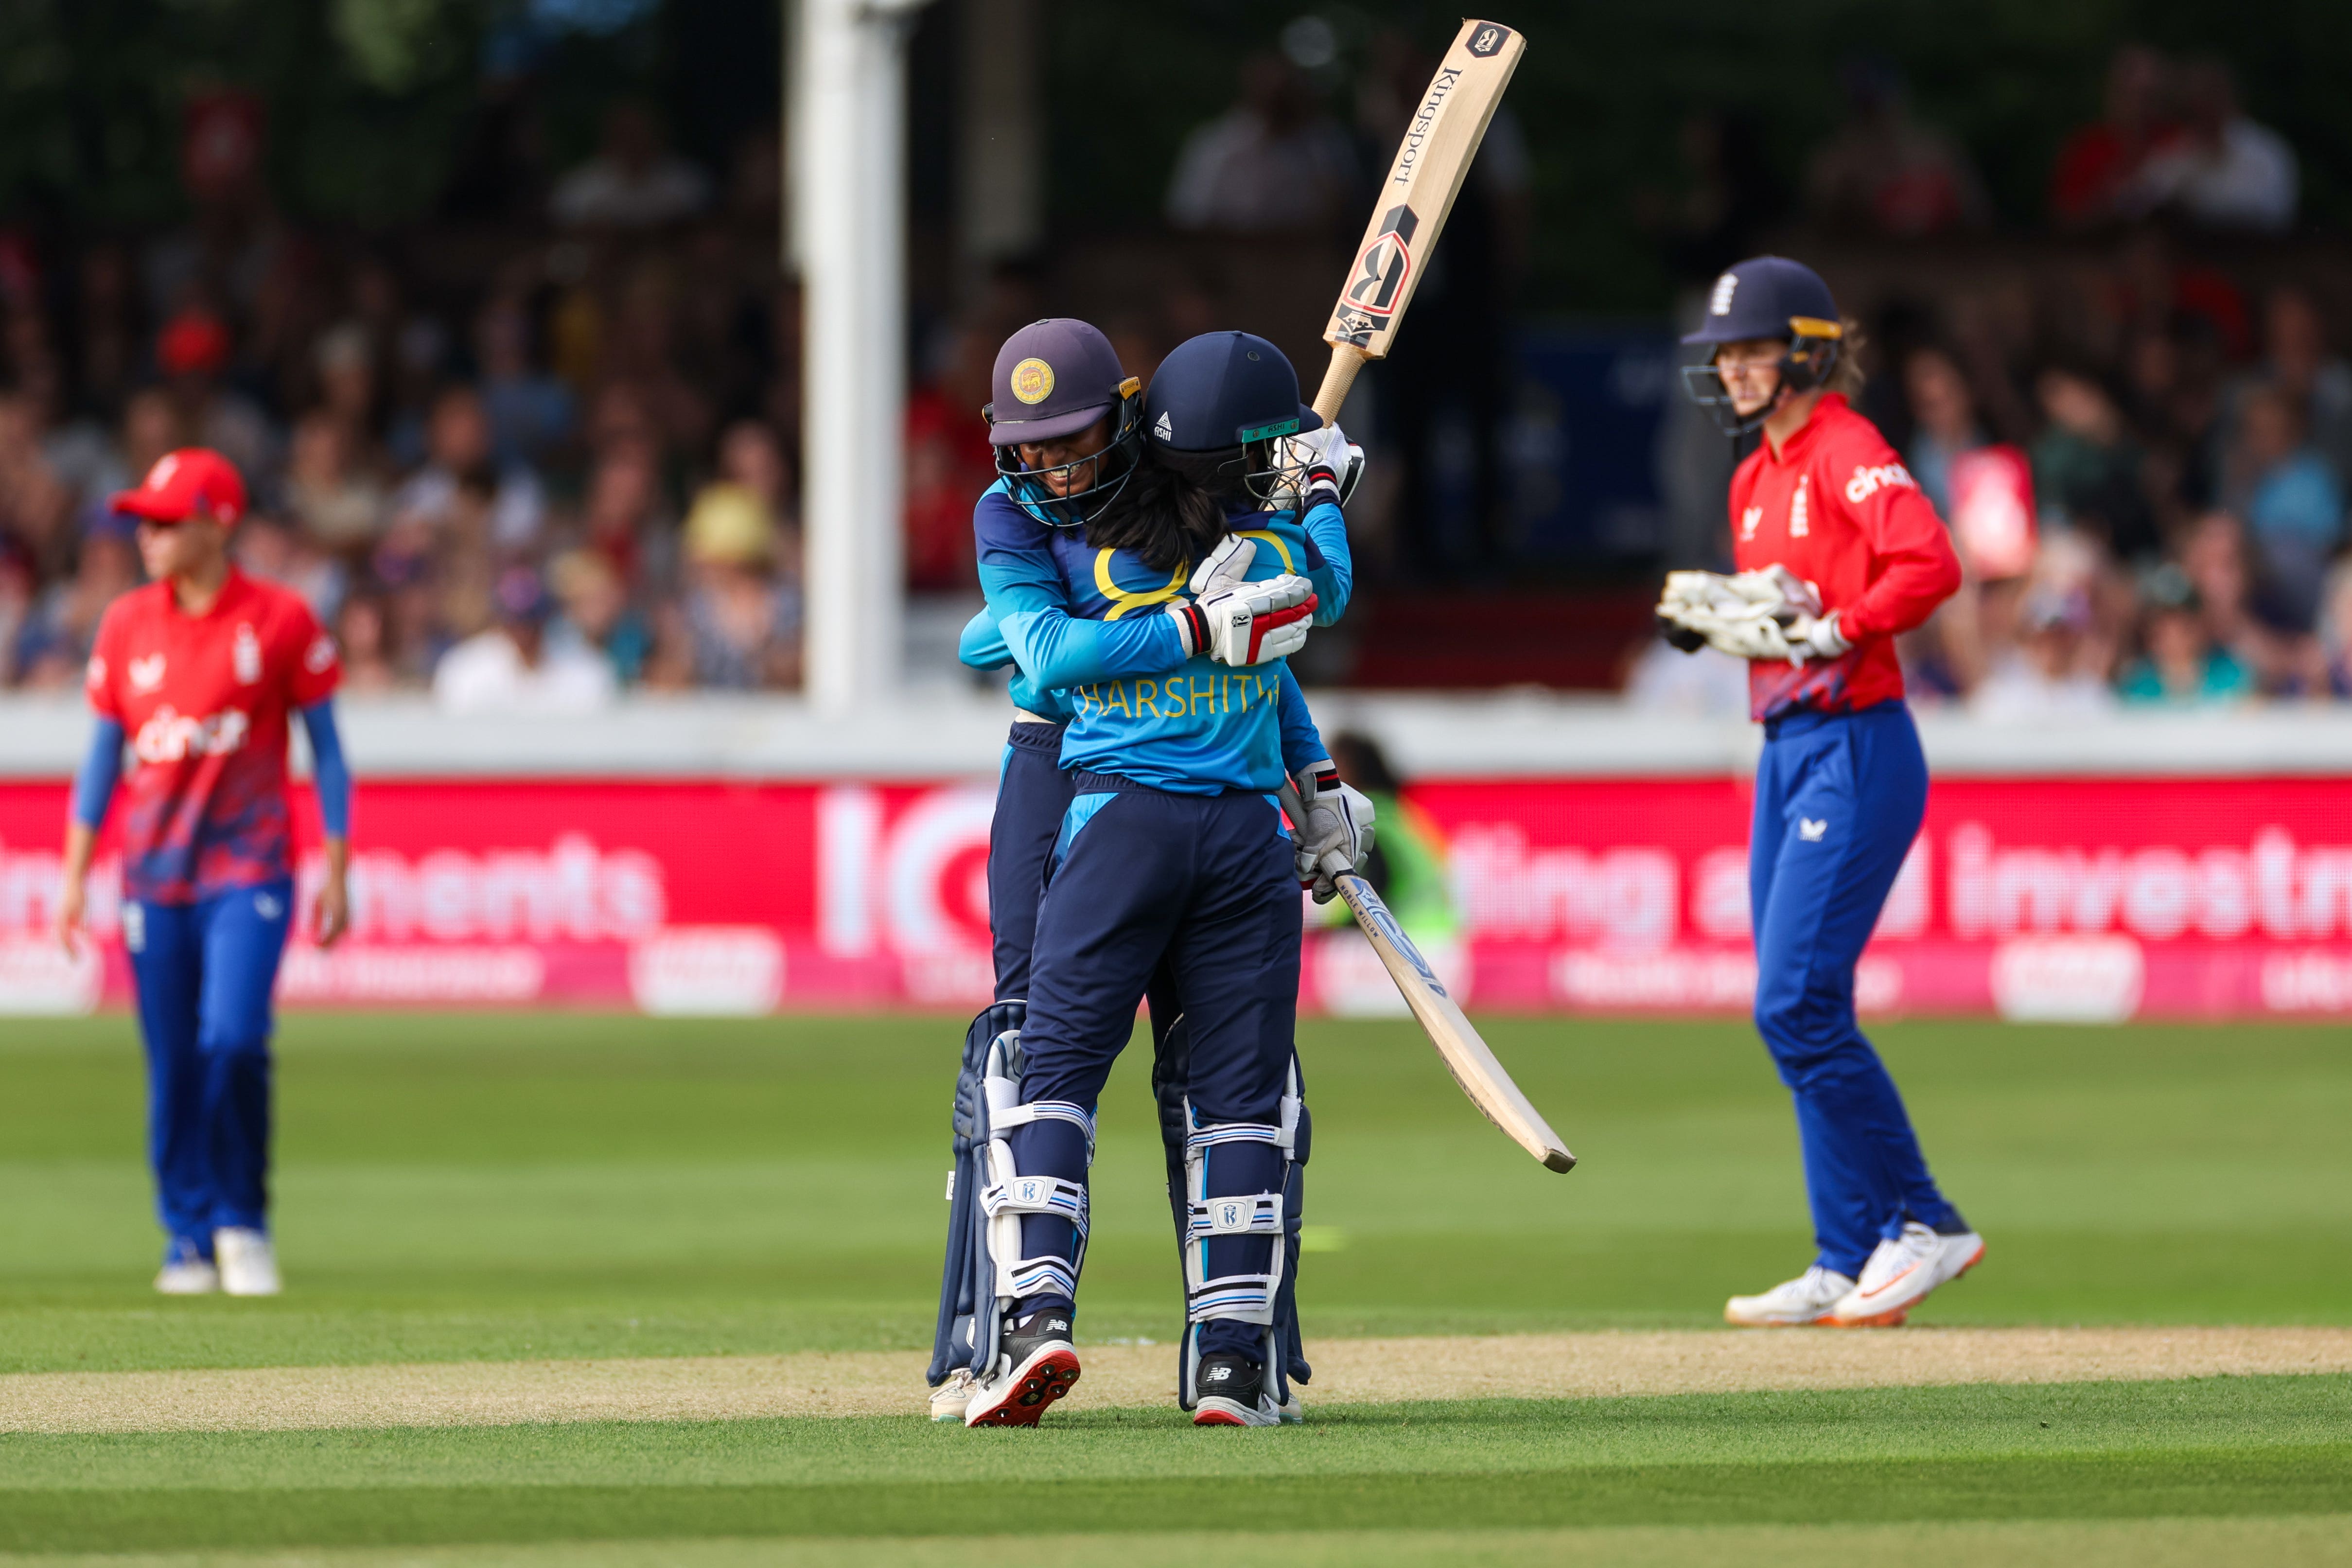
[55,449,352,1297]
[1664,257,1984,1328]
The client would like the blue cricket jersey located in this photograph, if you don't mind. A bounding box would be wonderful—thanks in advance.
[970,479,1352,794]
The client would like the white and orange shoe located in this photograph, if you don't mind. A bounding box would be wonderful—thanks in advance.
[1724,1265,1856,1327]
[1828,1223,1984,1327]
[963,1312,1081,1427]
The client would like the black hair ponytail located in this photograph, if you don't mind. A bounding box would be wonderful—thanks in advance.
[1084,448,1228,574]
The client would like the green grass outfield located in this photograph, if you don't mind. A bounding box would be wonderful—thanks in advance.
[1,1011,2347,1562]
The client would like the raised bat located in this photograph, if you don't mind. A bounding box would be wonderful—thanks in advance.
[1308,18,1527,425]
[1281,783,1575,1174]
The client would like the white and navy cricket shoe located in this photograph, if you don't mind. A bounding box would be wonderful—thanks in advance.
[214,1227,281,1297]
[1724,1264,1857,1327]
[964,1312,1081,1427]
[1192,1353,1281,1427]
[928,1367,978,1423]
[1828,1222,1984,1327]
[154,1238,219,1296]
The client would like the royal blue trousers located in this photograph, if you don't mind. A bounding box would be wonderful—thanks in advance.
[1011,776,1301,1358]
[125,878,293,1254]
[1751,702,1963,1277]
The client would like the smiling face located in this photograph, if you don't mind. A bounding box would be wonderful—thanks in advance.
[1016,413,1114,498]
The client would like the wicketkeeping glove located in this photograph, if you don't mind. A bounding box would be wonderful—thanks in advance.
[1654,565,1849,666]
[1290,758,1375,903]
[1165,535,1318,666]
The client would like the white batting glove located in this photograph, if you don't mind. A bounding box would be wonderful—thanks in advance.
[1164,535,1318,666]
[1278,423,1363,508]
[1291,758,1375,902]
[1655,565,1846,665]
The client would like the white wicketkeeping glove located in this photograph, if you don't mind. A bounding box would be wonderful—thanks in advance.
[1654,565,1849,665]
[1274,422,1364,509]
[1291,758,1375,903]
[1164,535,1318,666]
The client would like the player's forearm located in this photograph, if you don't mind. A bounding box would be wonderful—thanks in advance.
[1301,498,1354,626]
[958,609,1013,673]
[300,700,353,838]
[69,717,125,830]
[1275,665,1330,776]
[1839,540,1964,641]
[1000,607,1188,691]
[61,821,97,884]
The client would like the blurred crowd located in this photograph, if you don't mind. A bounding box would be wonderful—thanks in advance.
[1635,45,2352,716]
[0,102,805,709]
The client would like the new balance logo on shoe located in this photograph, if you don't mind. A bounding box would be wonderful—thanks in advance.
[1799,818,1827,842]
[1202,1364,1233,1384]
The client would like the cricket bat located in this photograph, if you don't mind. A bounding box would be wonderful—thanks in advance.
[1309,18,1527,425]
[1281,784,1575,1174]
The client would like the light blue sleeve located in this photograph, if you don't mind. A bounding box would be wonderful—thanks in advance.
[70,718,124,830]
[1300,495,1353,627]
[959,608,1011,672]
[978,557,1189,690]
[299,701,352,840]
[1275,666,1328,778]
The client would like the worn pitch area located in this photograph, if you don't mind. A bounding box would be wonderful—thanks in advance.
[6,1326,2348,1434]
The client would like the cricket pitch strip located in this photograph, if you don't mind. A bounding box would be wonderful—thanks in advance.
[7,1327,2348,1434]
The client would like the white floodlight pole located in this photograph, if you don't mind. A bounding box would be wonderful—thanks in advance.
[794,0,934,714]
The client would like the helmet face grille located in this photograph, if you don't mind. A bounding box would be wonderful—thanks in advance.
[997,389,1145,528]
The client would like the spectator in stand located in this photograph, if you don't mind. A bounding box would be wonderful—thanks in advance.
[716,416,791,523]
[1970,582,2116,721]
[1165,53,1357,235]
[389,385,544,551]
[1902,347,1983,517]
[2049,45,2179,230]
[234,512,345,625]
[2119,60,2297,232]
[2032,365,2159,564]
[0,390,75,582]
[2117,563,2255,705]
[0,546,34,686]
[2179,511,2285,688]
[433,564,615,714]
[2222,288,2352,493]
[549,102,712,230]
[282,411,386,557]
[333,594,400,696]
[1803,58,1989,239]
[14,524,139,688]
[156,309,278,482]
[548,546,653,688]
[474,291,576,471]
[653,482,800,690]
[903,324,997,591]
[2299,560,2352,697]
[312,321,387,478]
[576,440,671,594]
[2220,386,2344,631]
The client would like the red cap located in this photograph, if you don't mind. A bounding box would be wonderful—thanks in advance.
[157,311,232,377]
[111,448,248,526]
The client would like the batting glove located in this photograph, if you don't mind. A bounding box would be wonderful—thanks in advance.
[1291,758,1375,902]
[1280,422,1364,509]
[1655,565,1847,665]
[1165,535,1318,666]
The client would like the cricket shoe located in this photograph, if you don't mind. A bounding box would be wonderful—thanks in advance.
[214,1227,281,1297]
[1828,1223,1984,1327]
[964,1311,1081,1427]
[928,1367,977,1423]
[1724,1264,1857,1327]
[154,1239,218,1295]
[1192,1354,1281,1427]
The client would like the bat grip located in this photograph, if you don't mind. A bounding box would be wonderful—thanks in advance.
[1277,782,1353,880]
[1310,345,1369,427]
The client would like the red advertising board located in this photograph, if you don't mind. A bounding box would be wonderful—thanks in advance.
[2,776,2348,1021]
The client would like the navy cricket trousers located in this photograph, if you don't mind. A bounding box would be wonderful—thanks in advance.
[1010,776,1301,1358]
[1751,702,1962,1277]
[988,720,1071,1000]
[126,878,294,1255]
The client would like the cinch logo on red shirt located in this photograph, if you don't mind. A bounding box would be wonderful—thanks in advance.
[133,705,251,764]
[1845,462,1918,504]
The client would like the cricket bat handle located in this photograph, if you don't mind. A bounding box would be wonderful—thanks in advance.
[1309,344,1369,427]
[1278,783,1352,880]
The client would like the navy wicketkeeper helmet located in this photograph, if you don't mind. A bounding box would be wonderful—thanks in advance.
[1679,256,1846,436]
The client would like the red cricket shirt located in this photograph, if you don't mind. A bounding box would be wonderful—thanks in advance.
[86,569,341,903]
[1728,394,1963,722]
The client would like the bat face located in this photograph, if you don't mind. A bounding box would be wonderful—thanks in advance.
[1325,19,1525,357]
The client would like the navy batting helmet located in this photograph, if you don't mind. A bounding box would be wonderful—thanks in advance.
[1144,331,1322,501]
[986,319,1145,528]
[1680,256,1846,435]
